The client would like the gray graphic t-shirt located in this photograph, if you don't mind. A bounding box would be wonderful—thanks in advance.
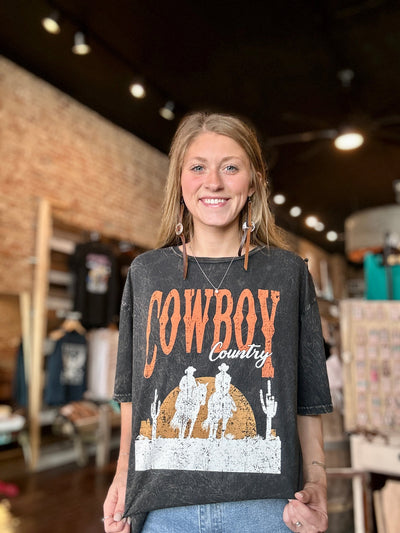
[114,246,332,532]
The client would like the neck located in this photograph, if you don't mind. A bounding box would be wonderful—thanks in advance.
[189,226,241,258]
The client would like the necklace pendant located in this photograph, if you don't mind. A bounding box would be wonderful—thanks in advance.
[215,289,219,294]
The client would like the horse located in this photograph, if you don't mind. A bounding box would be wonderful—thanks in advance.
[202,389,237,439]
[170,382,208,439]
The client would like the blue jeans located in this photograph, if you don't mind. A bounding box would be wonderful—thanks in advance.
[141,499,291,533]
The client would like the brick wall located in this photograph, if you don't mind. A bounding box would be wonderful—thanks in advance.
[0,56,169,296]
[0,56,168,400]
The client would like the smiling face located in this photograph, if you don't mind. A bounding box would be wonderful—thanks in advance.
[181,132,255,239]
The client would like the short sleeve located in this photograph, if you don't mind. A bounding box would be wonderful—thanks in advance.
[297,268,333,415]
[113,266,134,402]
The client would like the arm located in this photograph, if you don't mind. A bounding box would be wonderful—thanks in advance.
[103,402,132,533]
[283,414,328,532]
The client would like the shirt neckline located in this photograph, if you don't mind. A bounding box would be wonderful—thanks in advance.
[170,245,266,264]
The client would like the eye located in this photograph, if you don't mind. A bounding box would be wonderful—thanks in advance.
[224,164,239,173]
[190,164,204,172]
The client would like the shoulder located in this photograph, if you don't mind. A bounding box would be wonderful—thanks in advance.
[257,246,308,271]
[254,247,313,299]
[128,247,177,273]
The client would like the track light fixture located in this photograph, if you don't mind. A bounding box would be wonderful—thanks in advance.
[72,31,91,55]
[129,80,146,99]
[41,11,61,34]
[273,193,286,205]
[334,128,364,150]
[305,216,318,228]
[159,101,175,121]
[289,206,302,218]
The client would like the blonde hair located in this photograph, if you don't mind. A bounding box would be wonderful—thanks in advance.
[157,111,287,250]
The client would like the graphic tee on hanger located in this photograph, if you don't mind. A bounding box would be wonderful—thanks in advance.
[71,241,119,328]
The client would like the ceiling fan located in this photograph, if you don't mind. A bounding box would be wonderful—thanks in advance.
[265,69,400,152]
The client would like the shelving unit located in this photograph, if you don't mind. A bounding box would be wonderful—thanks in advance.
[24,198,146,470]
[341,299,400,533]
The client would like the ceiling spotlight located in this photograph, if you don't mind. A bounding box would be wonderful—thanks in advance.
[289,206,302,217]
[334,129,364,150]
[159,101,175,121]
[327,231,338,242]
[305,216,318,228]
[315,221,325,232]
[129,80,146,99]
[273,194,286,205]
[72,31,91,55]
[41,11,61,34]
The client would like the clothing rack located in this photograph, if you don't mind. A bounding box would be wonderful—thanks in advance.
[49,312,86,341]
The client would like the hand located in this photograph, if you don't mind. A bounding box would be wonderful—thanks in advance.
[103,469,130,533]
[283,481,328,532]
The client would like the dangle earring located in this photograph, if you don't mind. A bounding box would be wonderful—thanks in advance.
[176,198,188,279]
[238,196,255,270]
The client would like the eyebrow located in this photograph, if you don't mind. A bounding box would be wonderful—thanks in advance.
[186,155,243,163]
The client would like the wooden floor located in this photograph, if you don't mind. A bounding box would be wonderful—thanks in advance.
[0,447,116,533]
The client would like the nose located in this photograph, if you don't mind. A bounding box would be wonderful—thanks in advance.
[204,167,223,190]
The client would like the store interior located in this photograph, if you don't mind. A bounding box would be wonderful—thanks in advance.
[1,2,400,532]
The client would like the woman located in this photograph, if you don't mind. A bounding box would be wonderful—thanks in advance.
[103,112,332,533]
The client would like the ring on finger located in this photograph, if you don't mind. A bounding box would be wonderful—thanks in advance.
[294,521,302,528]
[101,515,112,522]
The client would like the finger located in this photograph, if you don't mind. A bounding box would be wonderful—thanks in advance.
[287,499,327,531]
[283,502,303,533]
[295,490,309,503]
[282,503,292,529]
[104,516,130,533]
[111,496,126,523]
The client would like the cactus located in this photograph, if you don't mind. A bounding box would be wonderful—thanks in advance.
[260,380,277,440]
[151,389,161,440]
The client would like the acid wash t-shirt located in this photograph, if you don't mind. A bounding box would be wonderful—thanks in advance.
[113,246,332,532]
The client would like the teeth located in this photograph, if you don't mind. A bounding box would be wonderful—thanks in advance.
[203,198,225,204]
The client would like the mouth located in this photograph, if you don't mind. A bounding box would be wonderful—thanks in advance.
[200,198,228,206]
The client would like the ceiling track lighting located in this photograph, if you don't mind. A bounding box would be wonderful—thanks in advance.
[159,101,175,121]
[305,215,318,228]
[334,128,364,150]
[129,80,146,99]
[72,31,91,55]
[41,11,61,34]
[327,231,338,242]
[273,193,286,205]
[289,206,302,218]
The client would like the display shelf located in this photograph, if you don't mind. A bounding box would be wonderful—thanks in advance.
[340,299,400,533]
[351,434,400,477]
[341,299,400,435]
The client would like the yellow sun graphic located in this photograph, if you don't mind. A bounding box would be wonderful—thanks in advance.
[141,377,257,440]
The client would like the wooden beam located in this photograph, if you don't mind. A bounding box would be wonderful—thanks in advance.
[29,198,52,470]
[19,291,31,383]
